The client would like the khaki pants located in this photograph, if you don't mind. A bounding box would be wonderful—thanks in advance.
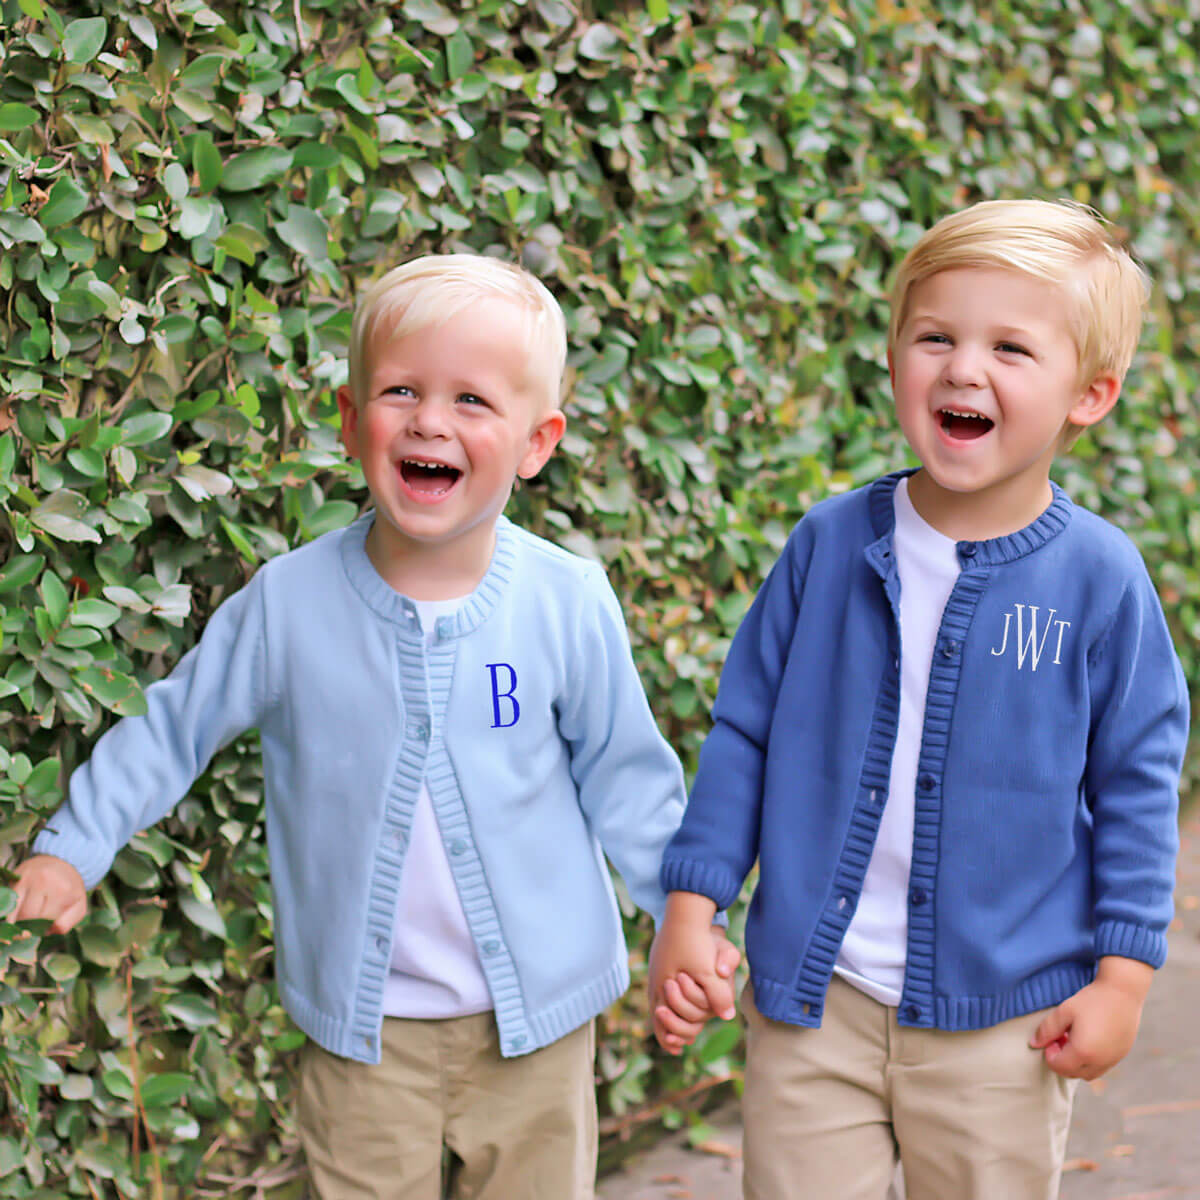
[742,976,1076,1200]
[297,1014,597,1200]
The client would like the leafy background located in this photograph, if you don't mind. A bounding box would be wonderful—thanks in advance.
[1,0,1197,1193]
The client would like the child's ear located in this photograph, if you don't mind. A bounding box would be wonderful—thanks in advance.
[337,385,361,459]
[517,410,566,480]
[1067,371,1121,430]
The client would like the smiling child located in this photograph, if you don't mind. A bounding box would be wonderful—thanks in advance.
[14,254,736,1199]
[649,200,1189,1199]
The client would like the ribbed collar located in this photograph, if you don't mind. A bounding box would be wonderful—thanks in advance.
[868,470,1073,566]
[338,512,516,638]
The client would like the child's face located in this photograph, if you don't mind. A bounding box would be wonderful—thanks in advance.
[337,297,564,583]
[889,267,1116,535]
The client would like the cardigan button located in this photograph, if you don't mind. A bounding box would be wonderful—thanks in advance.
[941,639,959,658]
[482,939,500,956]
[959,542,978,558]
[903,1004,921,1022]
[510,1034,528,1051]
[918,774,935,792]
[910,887,928,906]
[449,839,467,856]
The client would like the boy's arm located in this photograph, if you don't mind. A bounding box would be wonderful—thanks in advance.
[555,566,689,924]
[1034,569,1188,1080]
[659,536,808,912]
[1084,571,1188,970]
[26,574,269,892]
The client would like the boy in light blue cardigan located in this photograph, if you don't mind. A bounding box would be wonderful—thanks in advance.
[650,201,1188,1199]
[15,254,736,1199]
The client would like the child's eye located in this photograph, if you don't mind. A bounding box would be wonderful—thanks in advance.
[382,384,415,399]
[457,392,488,407]
[996,342,1031,357]
[917,332,950,345]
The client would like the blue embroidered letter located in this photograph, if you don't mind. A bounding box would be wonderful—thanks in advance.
[486,662,520,728]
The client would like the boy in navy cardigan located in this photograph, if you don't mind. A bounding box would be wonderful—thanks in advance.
[14,254,737,1199]
[650,200,1189,1199]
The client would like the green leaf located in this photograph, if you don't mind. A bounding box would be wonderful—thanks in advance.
[219,516,259,562]
[78,925,123,967]
[0,1136,22,1175]
[162,161,189,202]
[163,992,219,1028]
[40,570,69,627]
[62,17,108,64]
[292,142,341,170]
[43,953,80,981]
[120,411,174,446]
[0,103,40,132]
[307,500,359,537]
[38,177,89,228]
[0,553,44,593]
[192,132,223,191]
[66,446,106,477]
[59,1074,94,1100]
[578,23,622,61]
[276,203,329,261]
[23,756,61,798]
[0,211,45,244]
[220,145,294,192]
[179,893,227,939]
[139,1072,193,1108]
[30,492,100,543]
[128,14,157,48]
[74,666,146,716]
[446,30,474,80]
[70,599,122,628]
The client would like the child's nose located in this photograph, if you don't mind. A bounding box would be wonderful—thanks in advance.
[942,344,987,388]
[406,399,451,437]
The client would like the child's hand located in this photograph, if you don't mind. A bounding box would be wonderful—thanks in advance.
[10,855,88,935]
[648,895,740,1054]
[1029,956,1154,1080]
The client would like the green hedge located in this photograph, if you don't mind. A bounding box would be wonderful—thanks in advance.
[1,0,1197,1193]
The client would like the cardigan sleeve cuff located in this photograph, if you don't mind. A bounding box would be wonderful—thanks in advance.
[31,826,113,892]
[1095,918,1168,969]
[660,858,742,912]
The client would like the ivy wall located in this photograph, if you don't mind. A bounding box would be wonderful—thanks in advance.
[1,0,1197,1193]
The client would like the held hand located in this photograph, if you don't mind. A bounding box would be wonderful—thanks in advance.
[649,894,740,1054]
[11,855,88,935]
[1030,957,1153,1081]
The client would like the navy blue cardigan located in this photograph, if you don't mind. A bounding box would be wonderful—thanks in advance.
[662,472,1189,1032]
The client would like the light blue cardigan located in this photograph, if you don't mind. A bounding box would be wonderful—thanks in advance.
[35,514,686,1062]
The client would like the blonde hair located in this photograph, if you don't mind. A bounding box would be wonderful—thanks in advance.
[348,254,567,410]
[888,199,1149,387]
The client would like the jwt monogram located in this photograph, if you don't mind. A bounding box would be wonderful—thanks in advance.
[989,604,1070,672]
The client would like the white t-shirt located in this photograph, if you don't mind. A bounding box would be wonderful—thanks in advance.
[835,476,960,1005]
[382,596,493,1019]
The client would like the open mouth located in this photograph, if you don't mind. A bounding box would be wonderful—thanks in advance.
[400,458,462,496]
[939,408,994,441]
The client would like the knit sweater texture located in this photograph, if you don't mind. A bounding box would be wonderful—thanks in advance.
[661,471,1189,1031]
[36,514,686,1062]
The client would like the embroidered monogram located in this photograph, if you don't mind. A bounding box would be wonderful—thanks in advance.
[485,662,519,727]
[989,604,1070,671]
